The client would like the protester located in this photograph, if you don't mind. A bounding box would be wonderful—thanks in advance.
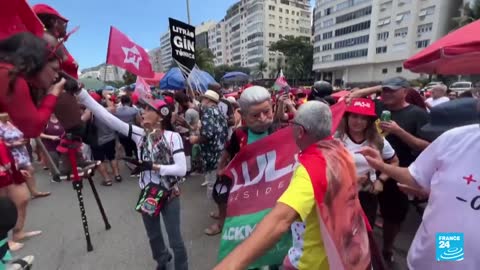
[114,95,140,159]
[206,86,277,236]
[77,89,188,270]
[189,90,228,214]
[0,32,66,137]
[336,98,399,226]
[425,84,449,111]
[40,114,64,182]
[0,114,50,198]
[447,90,457,100]
[213,101,333,270]
[308,81,335,105]
[348,77,430,263]
[358,111,480,269]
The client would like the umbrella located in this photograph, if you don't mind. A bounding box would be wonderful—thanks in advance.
[404,20,480,74]
[159,67,216,92]
[222,71,250,81]
[142,72,165,85]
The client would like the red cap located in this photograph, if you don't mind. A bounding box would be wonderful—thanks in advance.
[32,4,68,22]
[89,92,102,103]
[346,98,377,117]
[142,98,171,117]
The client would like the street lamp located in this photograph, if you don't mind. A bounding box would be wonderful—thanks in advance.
[186,0,191,24]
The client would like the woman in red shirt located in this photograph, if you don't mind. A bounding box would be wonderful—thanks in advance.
[0,32,66,138]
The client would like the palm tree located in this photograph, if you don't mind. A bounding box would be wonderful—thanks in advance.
[255,60,268,79]
[452,0,480,28]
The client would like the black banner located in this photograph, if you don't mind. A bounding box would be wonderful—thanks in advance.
[169,18,196,75]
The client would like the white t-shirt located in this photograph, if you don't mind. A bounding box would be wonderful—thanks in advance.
[407,124,480,270]
[425,96,449,109]
[340,135,396,177]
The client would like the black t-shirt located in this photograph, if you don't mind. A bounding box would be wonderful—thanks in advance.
[376,101,429,167]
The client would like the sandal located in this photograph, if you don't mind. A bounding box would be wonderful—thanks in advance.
[101,180,113,186]
[9,255,34,270]
[32,192,51,199]
[209,211,220,220]
[114,175,122,182]
[204,223,222,236]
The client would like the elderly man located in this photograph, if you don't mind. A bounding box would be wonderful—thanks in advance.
[213,101,333,270]
[205,86,278,236]
[425,84,449,110]
[348,76,429,263]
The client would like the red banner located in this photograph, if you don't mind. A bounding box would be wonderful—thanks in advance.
[106,26,154,78]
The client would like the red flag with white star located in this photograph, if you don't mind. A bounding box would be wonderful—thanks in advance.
[106,26,154,78]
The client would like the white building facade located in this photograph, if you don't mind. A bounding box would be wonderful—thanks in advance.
[313,0,462,85]
[148,47,163,72]
[210,0,311,76]
[160,31,172,72]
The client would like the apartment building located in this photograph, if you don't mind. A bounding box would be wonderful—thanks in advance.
[159,31,172,72]
[312,0,462,85]
[196,20,217,49]
[209,0,311,76]
[148,47,163,72]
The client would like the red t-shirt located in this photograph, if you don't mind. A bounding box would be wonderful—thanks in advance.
[0,63,57,137]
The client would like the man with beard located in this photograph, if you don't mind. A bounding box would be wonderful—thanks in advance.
[205,86,277,236]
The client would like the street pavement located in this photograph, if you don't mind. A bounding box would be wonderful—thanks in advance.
[12,163,421,270]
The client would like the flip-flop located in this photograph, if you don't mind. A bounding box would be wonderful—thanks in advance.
[8,241,24,251]
[8,255,34,270]
[209,211,219,220]
[32,192,51,199]
[101,180,113,186]
[204,223,222,236]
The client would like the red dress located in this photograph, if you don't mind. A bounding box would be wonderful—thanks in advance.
[0,140,13,188]
[0,63,58,138]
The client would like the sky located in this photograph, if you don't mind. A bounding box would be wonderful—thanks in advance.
[30,0,315,70]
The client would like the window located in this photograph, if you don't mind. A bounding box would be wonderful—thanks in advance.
[392,42,407,51]
[394,27,408,38]
[322,43,332,51]
[396,67,403,73]
[279,34,283,39]
[417,23,433,33]
[323,18,334,28]
[279,8,283,12]
[279,16,283,23]
[269,24,275,28]
[419,6,435,17]
[395,11,410,23]
[335,21,371,36]
[380,1,392,11]
[268,5,275,11]
[336,6,372,24]
[377,31,389,41]
[286,9,289,14]
[334,48,368,61]
[286,20,289,25]
[334,35,369,49]
[269,14,275,19]
[314,46,321,53]
[376,46,387,54]
[382,68,388,74]
[279,25,283,29]
[314,35,321,42]
[336,0,350,11]
[269,33,275,38]
[323,31,333,39]
[286,26,289,31]
[325,7,332,16]
[377,17,391,27]
[416,39,430,48]
[322,55,333,62]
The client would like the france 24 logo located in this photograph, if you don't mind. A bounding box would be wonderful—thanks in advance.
[436,233,464,261]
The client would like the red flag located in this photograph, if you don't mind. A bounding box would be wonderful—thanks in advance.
[0,0,44,40]
[134,76,152,100]
[106,26,154,78]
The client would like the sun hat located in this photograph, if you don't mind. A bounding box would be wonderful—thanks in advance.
[141,98,171,117]
[420,98,479,141]
[201,90,220,103]
[346,98,377,117]
[382,76,410,90]
[32,4,69,22]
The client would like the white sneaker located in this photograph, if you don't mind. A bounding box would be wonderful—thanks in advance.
[201,180,208,187]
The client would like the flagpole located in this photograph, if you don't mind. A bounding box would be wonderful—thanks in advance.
[104,26,112,82]
[186,0,191,24]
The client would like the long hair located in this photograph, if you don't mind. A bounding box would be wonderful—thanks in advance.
[0,32,63,95]
[337,112,384,151]
[406,88,427,110]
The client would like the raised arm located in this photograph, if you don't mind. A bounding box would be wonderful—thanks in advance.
[77,89,144,144]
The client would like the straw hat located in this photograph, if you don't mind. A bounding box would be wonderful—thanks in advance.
[201,90,220,103]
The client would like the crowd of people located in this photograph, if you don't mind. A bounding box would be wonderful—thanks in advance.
[0,2,480,270]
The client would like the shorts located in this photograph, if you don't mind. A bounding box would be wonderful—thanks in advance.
[378,179,409,224]
[0,174,13,188]
[91,140,116,161]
